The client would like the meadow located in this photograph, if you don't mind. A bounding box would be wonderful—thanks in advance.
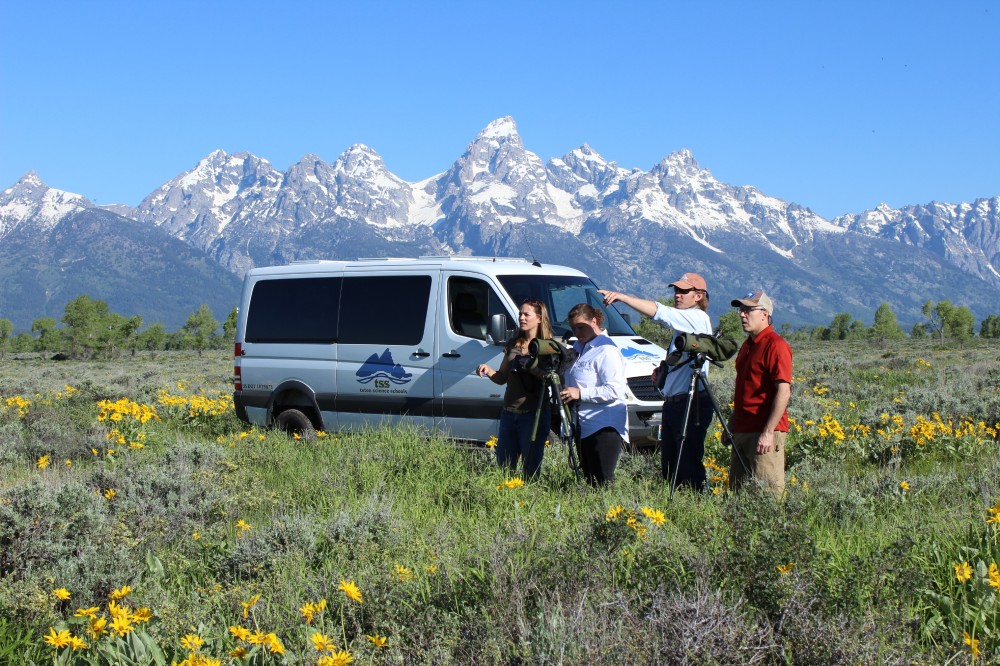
[1,340,999,665]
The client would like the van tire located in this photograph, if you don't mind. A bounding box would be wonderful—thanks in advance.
[275,409,315,439]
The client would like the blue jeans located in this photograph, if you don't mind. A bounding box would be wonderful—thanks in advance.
[661,392,714,492]
[497,409,549,480]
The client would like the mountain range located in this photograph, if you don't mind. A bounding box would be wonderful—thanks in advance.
[2,117,998,332]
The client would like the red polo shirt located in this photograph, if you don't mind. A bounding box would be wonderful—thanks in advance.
[732,326,792,433]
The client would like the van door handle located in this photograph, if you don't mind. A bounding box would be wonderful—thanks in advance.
[442,352,461,358]
[412,351,430,359]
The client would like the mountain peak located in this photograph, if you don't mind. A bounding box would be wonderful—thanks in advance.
[0,171,91,238]
[335,144,393,179]
[344,143,379,158]
[18,170,44,188]
[476,116,520,142]
[568,144,609,165]
[664,148,699,169]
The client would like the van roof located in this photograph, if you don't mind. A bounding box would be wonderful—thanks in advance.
[245,256,588,278]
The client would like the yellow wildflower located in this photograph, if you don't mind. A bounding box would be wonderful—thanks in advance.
[110,614,133,636]
[989,563,1000,590]
[37,455,51,469]
[68,635,88,650]
[367,634,388,648]
[339,579,363,604]
[246,630,268,645]
[180,634,204,651]
[44,627,72,648]
[299,601,318,624]
[497,477,524,489]
[107,600,129,620]
[320,650,354,666]
[311,632,336,651]
[74,606,100,618]
[394,563,415,581]
[52,588,71,600]
[235,519,252,532]
[109,585,132,600]
[485,436,498,449]
[965,631,981,660]
[899,480,910,492]
[132,607,153,623]
[104,489,117,500]
[640,507,666,526]
[264,633,284,654]
[229,625,251,641]
[87,616,108,639]
[955,561,974,583]
[241,594,261,619]
[229,647,249,658]
[776,562,795,574]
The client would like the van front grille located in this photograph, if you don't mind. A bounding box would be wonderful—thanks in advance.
[627,376,662,402]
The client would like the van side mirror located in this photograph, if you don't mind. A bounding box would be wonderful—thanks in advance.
[621,313,631,325]
[488,314,510,346]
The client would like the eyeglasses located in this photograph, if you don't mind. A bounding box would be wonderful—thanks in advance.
[737,306,767,314]
[673,287,695,295]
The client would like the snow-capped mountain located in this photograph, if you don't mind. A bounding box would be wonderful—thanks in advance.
[0,174,240,331]
[0,171,93,239]
[3,116,999,330]
[833,199,1000,283]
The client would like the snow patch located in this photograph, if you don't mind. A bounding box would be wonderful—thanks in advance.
[409,176,443,226]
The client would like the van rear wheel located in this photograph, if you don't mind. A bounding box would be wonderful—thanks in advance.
[275,409,315,439]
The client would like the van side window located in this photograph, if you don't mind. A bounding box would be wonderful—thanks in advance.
[339,275,431,345]
[246,277,341,343]
[448,277,508,340]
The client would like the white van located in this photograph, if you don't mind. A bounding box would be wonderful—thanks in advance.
[232,257,668,444]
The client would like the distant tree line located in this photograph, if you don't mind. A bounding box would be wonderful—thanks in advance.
[2,296,997,362]
[778,300,994,348]
[631,299,999,349]
[0,295,237,360]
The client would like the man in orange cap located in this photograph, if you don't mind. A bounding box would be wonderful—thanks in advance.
[600,273,714,491]
[726,290,792,495]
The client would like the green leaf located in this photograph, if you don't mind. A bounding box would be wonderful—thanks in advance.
[145,549,165,578]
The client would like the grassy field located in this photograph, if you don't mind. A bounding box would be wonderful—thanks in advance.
[1,341,999,665]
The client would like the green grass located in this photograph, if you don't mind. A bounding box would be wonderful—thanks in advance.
[1,345,999,664]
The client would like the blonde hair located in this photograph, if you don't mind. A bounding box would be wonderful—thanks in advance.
[694,291,709,312]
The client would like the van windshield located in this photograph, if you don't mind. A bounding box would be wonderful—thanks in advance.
[497,275,636,337]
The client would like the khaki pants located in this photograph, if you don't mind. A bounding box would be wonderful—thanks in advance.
[729,431,786,496]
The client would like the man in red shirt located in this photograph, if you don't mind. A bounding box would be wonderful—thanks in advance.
[727,290,792,495]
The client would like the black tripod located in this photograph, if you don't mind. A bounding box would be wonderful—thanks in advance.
[532,371,582,485]
[665,352,749,500]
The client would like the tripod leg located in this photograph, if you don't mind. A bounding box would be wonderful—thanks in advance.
[548,374,582,485]
[669,369,701,501]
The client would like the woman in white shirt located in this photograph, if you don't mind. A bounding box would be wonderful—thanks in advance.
[600,273,713,492]
[559,303,628,486]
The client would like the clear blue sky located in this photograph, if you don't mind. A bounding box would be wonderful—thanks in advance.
[2,1,997,219]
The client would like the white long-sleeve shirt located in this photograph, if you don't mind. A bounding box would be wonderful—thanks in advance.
[566,334,629,442]
[652,303,713,398]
